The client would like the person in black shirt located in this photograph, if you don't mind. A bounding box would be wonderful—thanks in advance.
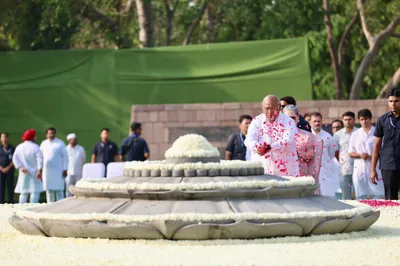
[120,122,150,162]
[0,132,15,203]
[225,115,252,161]
[304,112,311,123]
[91,128,118,176]
[371,87,400,200]
[280,96,312,132]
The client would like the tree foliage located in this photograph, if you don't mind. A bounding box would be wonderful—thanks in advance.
[0,0,399,99]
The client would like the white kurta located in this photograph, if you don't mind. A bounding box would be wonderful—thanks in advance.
[12,141,44,193]
[312,129,340,197]
[67,144,86,176]
[40,138,68,191]
[245,113,299,177]
[348,126,385,198]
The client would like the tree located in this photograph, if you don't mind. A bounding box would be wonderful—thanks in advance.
[135,0,154,48]
[0,0,80,50]
[163,0,179,46]
[75,0,135,48]
[349,0,400,99]
[377,67,400,98]
[323,0,361,99]
[1,0,399,100]
[183,0,208,45]
[323,0,343,99]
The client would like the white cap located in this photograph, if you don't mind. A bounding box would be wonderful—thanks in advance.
[67,133,77,141]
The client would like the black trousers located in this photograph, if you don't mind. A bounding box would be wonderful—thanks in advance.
[381,170,400,200]
[0,169,15,204]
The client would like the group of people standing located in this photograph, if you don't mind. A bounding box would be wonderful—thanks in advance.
[225,87,400,200]
[0,122,150,204]
[4,128,85,204]
[1,90,399,204]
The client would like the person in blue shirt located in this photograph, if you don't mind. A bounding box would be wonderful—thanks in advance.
[0,132,15,203]
[225,115,252,161]
[371,87,400,200]
[91,128,119,167]
[120,122,150,162]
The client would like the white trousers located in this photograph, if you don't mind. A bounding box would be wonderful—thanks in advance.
[19,193,40,204]
[46,190,64,203]
[65,174,81,197]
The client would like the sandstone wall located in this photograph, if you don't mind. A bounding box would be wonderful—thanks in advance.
[131,100,388,160]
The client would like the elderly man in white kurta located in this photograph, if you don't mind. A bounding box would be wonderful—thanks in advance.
[348,109,384,199]
[310,112,340,198]
[65,133,86,197]
[12,129,44,204]
[40,127,68,202]
[245,95,299,177]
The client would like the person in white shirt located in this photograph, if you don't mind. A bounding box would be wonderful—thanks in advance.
[65,133,86,197]
[40,127,68,202]
[333,112,358,200]
[12,129,44,204]
[245,95,299,177]
[348,109,384,199]
[310,112,340,198]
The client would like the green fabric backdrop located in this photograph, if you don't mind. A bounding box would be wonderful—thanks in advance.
[0,38,311,159]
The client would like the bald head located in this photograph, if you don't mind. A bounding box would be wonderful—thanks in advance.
[263,95,280,105]
[262,95,280,122]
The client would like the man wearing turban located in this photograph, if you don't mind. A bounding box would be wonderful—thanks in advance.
[12,129,44,203]
[65,133,86,197]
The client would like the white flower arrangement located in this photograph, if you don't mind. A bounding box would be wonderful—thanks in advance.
[193,162,204,170]
[75,176,316,191]
[145,161,165,170]
[164,134,220,158]
[173,163,190,171]
[219,160,262,169]
[203,162,221,170]
[221,160,239,169]
[159,163,174,170]
[14,204,372,223]
[124,160,263,174]
[125,161,165,170]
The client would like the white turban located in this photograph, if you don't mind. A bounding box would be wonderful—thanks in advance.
[67,133,77,141]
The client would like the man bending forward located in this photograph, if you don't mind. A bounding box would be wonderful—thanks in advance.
[245,95,299,176]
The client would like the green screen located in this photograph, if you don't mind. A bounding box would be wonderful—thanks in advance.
[0,38,311,158]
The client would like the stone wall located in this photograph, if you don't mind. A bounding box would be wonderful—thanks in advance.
[131,100,388,160]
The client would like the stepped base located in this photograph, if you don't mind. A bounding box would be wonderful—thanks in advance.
[9,196,379,240]
[70,175,319,200]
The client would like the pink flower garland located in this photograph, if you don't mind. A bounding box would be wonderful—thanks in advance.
[358,200,400,207]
